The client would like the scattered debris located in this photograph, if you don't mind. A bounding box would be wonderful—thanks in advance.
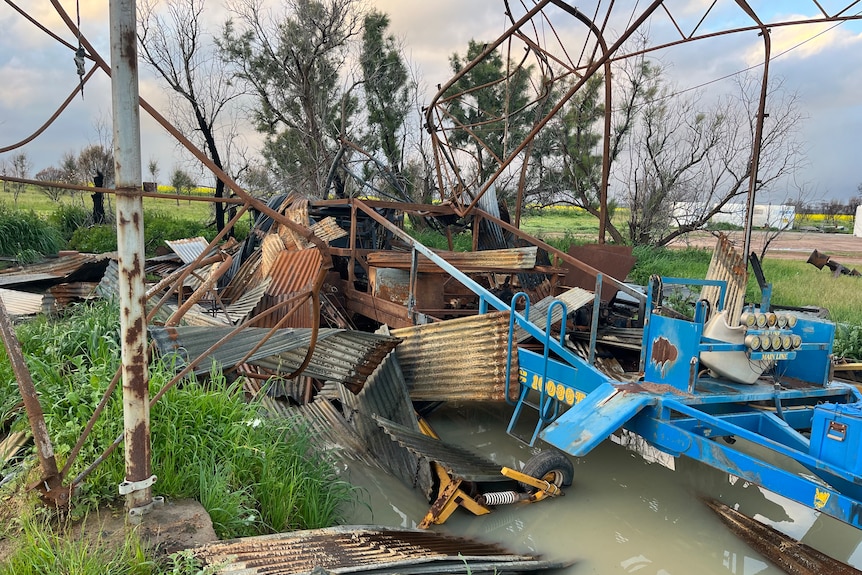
[807,249,860,277]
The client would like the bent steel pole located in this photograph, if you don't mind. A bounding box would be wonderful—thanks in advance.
[736,0,772,264]
[109,0,153,513]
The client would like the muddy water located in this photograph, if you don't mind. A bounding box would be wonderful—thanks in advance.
[342,402,862,574]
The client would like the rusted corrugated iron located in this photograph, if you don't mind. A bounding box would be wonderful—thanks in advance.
[260,234,286,277]
[0,288,43,317]
[390,312,518,401]
[514,286,594,343]
[367,246,538,272]
[310,216,347,243]
[375,416,503,483]
[219,249,262,304]
[153,302,230,327]
[165,236,210,265]
[194,525,567,574]
[149,326,325,374]
[252,248,322,328]
[223,276,271,324]
[267,248,322,294]
[250,330,401,394]
[45,282,99,311]
[0,253,112,289]
[701,234,747,326]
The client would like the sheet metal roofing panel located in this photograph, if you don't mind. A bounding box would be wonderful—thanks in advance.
[390,312,517,402]
[149,326,333,374]
[0,253,112,288]
[251,248,322,328]
[165,236,210,265]
[310,216,347,243]
[337,348,434,498]
[0,288,43,317]
[266,248,321,295]
[702,233,747,327]
[260,234,286,277]
[287,395,381,468]
[249,331,401,394]
[223,276,271,324]
[375,416,504,483]
[194,526,565,575]
[366,246,538,272]
[155,302,232,327]
[220,249,262,303]
[514,286,594,343]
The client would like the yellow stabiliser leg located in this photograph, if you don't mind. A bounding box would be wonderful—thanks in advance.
[419,463,490,529]
[500,466,563,501]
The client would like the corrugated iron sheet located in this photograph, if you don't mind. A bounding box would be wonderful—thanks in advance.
[194,526,566,575]
[220,249,262,304]
[252,248,322,328]
[152,301,230,327]
[514,286,594,343]
[149,326,328,374]
[165,236,210,264]
[375,416,503,482]
[249,330,401,394]
[223,276,271,324]
[267,248,321,295]
[0,253,112,288]
[0,288,43,317]
[336,343,434,498]
[286,393,382,468]
[310,216,347,243]
[260,234,286,277]
[367,246,538,272]
[390,312,518,401]
[701,233,747,327]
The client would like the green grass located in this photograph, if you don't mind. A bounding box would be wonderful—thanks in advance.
[2,186,213,221]
[1,301,355,542]
[0,204,64,259]
[0,510,154,575]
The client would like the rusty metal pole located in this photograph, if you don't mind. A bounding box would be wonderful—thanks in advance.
[109,0,153,514]
[0,299,68,506]
[738,2,771,263]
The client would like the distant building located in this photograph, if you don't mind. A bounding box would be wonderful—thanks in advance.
[672,202,795,230]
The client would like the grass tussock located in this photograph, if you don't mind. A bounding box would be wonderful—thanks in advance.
[0,510,153,575]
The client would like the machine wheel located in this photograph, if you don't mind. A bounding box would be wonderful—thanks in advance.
[519,450,574,492]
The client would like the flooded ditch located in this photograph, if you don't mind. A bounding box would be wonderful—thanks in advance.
[343,402,862,574]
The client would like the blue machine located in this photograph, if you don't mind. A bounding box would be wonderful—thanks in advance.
[504,276,862,530]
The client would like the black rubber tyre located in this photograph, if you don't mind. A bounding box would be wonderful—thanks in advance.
[519,449,574,492]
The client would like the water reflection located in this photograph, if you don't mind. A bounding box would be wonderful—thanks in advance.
[341,402,862,574]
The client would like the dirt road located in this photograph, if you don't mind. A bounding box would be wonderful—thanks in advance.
[667,230,862,267]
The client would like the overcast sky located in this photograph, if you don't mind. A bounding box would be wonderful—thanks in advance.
[1,1,861,202]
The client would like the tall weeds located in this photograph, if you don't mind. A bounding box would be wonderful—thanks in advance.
[1,301,354,540]
[0,204,63,260]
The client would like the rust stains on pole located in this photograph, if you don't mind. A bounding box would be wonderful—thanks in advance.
[109,0,152,512]
[0,299,69,506]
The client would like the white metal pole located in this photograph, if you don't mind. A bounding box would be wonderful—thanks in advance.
[109,0,153,513]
